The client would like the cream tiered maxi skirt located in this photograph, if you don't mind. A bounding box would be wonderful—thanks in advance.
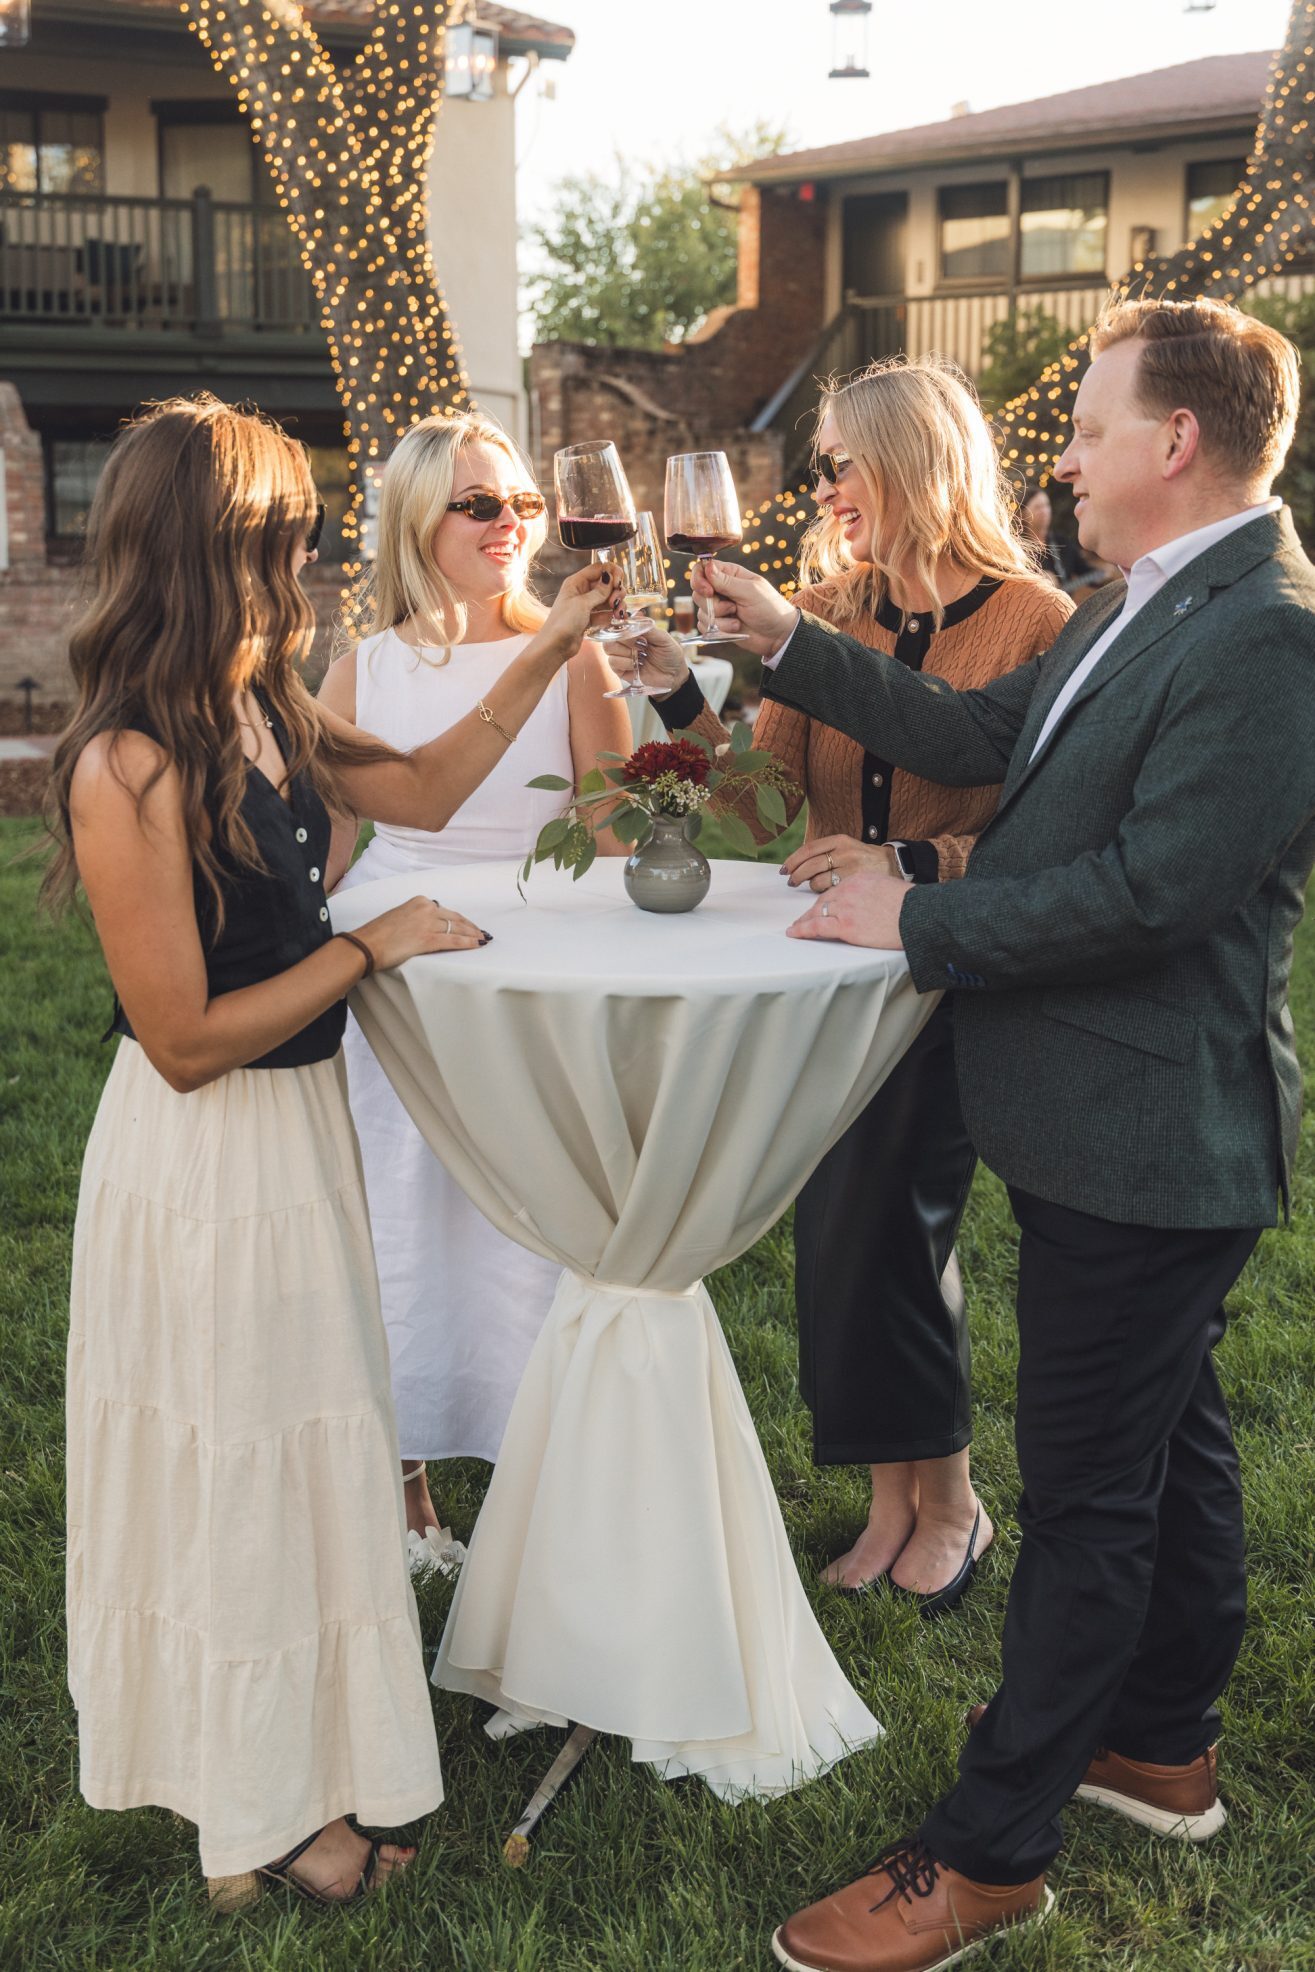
[66,1040,444,1879]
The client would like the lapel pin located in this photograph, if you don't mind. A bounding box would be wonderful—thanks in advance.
[1173,596,1194,617]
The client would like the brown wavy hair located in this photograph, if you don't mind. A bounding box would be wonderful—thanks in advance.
[44,394,388,929]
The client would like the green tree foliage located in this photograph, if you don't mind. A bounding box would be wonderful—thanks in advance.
[526,123,787,350]
[975,305,1073,412]
[1245,291,1315,549]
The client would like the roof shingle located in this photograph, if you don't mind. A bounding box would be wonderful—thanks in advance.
[730,50,1275,183]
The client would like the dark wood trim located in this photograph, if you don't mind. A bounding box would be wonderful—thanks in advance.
[0,90,108,114]
[151,99,245,126]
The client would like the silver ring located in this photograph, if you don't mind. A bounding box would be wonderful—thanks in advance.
[826,852,835,871]
[443,916,452,936]
[831,872,840,887]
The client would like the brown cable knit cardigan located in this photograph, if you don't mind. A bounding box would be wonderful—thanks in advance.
[678,570,1073,879]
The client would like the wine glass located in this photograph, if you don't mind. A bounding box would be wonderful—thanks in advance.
[599,512,670,698]
[553,441,638,559]
[663,451,743,646]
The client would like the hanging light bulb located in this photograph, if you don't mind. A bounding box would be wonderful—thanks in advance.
[829,0,872,80]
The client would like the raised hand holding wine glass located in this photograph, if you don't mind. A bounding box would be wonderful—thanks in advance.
[664,450,744,646]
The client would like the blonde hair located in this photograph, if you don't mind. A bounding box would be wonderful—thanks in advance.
[364,411,547,658]
[799,355,1031,630]
[1091,296,1299,486]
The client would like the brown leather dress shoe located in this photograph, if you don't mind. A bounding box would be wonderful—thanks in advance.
[772,1837,1052,1972]
[964,1706,1225,1843]
[1077,1744,1225,1841]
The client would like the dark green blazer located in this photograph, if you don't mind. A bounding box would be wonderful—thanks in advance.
[766,509,1315,1228]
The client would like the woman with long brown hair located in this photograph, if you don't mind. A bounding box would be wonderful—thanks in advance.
[613,357,1072,1609]
[47,394,611,1907]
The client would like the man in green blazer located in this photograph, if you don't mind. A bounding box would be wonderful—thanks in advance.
[696,299,1315,1972]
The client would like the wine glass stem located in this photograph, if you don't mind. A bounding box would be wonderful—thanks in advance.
[697,556,716,638]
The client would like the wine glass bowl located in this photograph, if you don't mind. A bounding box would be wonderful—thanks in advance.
[554,443,638,556]
[599,511,671,697]
[663,452,743,645]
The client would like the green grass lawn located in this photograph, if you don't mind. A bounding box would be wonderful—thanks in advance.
[2,813,1313,1971]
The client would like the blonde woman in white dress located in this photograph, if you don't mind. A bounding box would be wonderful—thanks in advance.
[321,413,631,1562]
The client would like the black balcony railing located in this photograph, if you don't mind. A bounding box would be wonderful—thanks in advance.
[0,188,319,334]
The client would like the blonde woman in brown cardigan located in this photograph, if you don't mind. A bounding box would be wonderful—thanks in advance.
[614,358,1072,1609]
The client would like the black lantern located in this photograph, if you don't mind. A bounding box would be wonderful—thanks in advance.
[830,0,872,79]
[445,17,499,102]
[0,0,32,47]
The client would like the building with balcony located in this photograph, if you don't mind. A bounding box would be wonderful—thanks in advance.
[532,49,1311,497]
[0,0,572,595]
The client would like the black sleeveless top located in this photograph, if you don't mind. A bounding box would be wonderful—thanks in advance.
[109,690,346,1069]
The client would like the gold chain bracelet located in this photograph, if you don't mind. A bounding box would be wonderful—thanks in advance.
[477,698,518,746]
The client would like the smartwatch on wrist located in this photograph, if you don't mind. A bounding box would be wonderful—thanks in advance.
[891,842,917,883]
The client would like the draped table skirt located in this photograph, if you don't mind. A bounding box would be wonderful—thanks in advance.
[331,858,937,1799]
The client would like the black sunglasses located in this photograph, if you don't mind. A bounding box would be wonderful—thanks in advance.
[447,491,547,522]
[809,452,854,490]
[306,500,326,555]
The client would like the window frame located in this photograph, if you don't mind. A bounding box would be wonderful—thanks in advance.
[936,178,1012,288]
[1183,157,1247,240]
[0,90,106,197]
[1017,169,1109,284]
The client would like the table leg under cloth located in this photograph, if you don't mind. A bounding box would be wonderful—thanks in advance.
[432,1270,882,1797]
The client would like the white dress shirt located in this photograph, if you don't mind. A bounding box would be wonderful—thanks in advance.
[1025,500,1280,761]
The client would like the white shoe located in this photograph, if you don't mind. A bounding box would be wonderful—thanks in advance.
[407,1524,467,1579]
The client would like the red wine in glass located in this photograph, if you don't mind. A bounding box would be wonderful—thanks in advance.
[666,530,741,557]
[664,452,744,645]
[558,514,638,553]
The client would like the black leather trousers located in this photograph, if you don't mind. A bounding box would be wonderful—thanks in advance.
[794,999,976,1465]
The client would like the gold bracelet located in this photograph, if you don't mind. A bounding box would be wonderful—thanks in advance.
[477,698,518,746]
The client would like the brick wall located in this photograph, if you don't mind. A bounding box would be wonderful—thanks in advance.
[0,381,354,708]
[529,184,829,534]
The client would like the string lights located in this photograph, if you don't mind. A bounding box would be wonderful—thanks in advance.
[740,0,1315,581]
[179,0,471,592]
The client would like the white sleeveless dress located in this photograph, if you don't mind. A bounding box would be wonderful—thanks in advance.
[337,628,573,1462]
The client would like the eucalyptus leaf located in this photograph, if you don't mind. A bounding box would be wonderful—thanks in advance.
[579,768,607,797]
[572,835,598,881]
[756,785,788,830]
[717,812,760,859]
[730,720,753,754]
[527,773,573,791]
[536,817,571,853]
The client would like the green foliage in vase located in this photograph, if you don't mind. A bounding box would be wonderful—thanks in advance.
[521,726,798,885]
[525,123,788,350]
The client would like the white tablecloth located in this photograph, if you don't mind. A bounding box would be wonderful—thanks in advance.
[331,859,935,1798]
[626,655,733,748]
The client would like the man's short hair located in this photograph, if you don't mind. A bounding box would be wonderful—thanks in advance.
[1091,296,1300,485]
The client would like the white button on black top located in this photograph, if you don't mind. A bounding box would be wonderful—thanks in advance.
[309,866,321,883]
[871,771,884,788]
[295,826,308,844]
[867,825,880,840]
[319,905,329,922]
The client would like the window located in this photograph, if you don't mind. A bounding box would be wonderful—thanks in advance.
[0,100,103,195]
[1186,158,1246,235]
[48,438,113,542]
[939,182,1009,282]
[1019,172,1107,279]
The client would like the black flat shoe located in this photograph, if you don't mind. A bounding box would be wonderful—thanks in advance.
[886,1506,982,1619]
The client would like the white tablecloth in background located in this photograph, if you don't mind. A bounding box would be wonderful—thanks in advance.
[626,655,734,748]
[331,858,936,1799]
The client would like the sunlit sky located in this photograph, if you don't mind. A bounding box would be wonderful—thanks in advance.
[513,0,1292,218]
